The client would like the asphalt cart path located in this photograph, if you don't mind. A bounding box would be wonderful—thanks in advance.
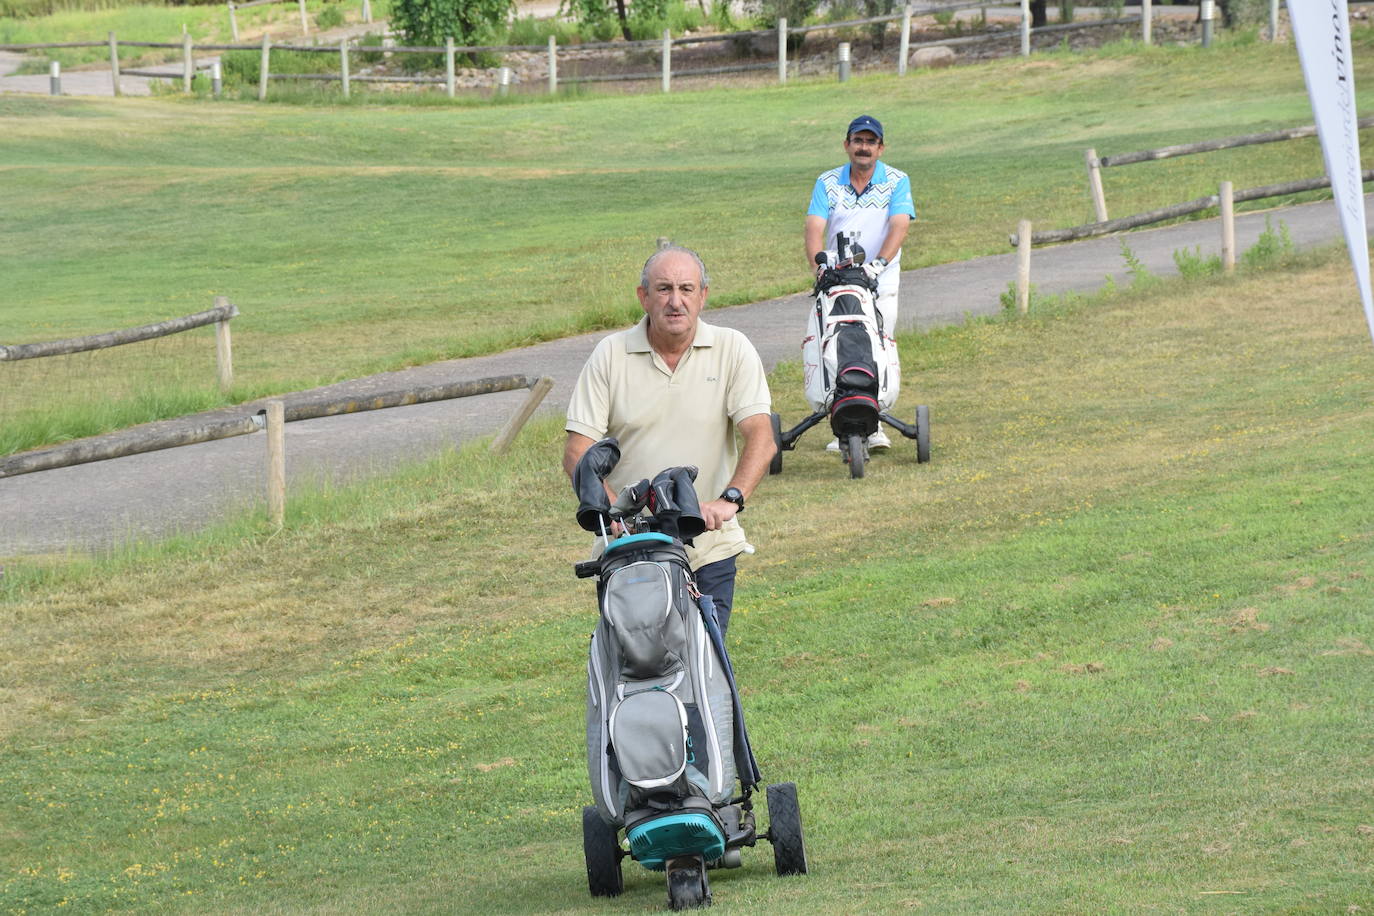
[2,196,1366,556]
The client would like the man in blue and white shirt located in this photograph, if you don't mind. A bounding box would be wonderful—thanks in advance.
[805,114,915,450]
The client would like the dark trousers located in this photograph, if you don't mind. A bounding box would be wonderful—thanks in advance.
[695,555,738,639]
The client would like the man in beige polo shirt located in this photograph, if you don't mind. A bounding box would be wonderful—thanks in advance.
[563,245,776,637]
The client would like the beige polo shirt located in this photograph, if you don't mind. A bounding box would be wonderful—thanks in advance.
[566,316,771,569]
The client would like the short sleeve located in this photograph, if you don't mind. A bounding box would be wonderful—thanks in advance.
[724,332,772,425]
[565,335,614,441]
[807,177,831,219]
[889,173,916,219]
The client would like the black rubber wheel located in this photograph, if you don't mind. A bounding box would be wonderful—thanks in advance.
[766,782,808,876]
[915,404,931,464]
[769,412,784,475]
[667,856,710,910]
[846,433,865,479]
[582,805,623,897]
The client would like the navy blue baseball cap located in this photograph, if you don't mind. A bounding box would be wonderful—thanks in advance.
[846,115,884,140]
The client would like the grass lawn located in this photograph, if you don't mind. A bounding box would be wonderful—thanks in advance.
[2,28,1369,455]
[2,252,1371,911]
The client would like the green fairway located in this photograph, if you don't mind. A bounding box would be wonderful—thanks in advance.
[2,250,1372,911]
[2,30,1367,455]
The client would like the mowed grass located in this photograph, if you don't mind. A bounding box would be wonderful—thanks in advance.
[2,254,1372,912]
[2,29,1369,454]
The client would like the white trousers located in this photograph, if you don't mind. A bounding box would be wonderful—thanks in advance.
[875,289,899,340]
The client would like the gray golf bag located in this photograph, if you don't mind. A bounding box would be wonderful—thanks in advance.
[572,438,805,909]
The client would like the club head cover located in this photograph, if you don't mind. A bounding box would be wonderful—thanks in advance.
[610,478,651,519]
[573,437,620,532]
[653,466,705,540]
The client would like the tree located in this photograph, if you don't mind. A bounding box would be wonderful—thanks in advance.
[391,0,513,47]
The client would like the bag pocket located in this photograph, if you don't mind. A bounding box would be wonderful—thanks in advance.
[609,688,689,790]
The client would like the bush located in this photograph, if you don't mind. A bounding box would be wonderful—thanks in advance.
[751,0,817,50]
[391,0,512,46]
[1173,245,1223,279]
[316,3,345,29]
[355,30,387,63]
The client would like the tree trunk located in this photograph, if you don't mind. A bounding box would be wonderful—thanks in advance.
[615,0,632,40]
[1030,0,1047,28]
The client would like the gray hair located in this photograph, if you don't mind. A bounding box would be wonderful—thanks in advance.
[639,245,710,290]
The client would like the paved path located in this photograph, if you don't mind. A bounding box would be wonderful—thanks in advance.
[1,196,1365,556]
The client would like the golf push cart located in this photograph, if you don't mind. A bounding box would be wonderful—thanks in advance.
[771,232,931,479]
[571,438,808,910]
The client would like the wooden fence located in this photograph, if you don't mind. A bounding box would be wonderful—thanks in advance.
[1009,117,1374,248]
[0,0,1217,101]
[0,297,239,391]
[0,374,556,529]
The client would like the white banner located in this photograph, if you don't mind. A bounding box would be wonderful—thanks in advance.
[1289,0,1374,345]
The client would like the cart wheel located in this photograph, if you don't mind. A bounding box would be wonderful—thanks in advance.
[666,855,711,910]
[582,805,623,897]
[846,433,865,479]
[766,782,808,876]
[915,404,931,464]
[769,412,783,475]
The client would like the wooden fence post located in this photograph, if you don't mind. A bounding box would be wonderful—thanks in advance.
[228,2,239,42]
[1020,0,1030,56]
[340,38,350,99]
[661,28,671,93]
[777,17,787,84]
[445,36,455,98]
[362,0,371,23]
[266,399,285,526]
[1220,180,1235,272]
[1085,148,1108,222]
[214,295,234,391]
[548,34,557,94]
[183,31,194,93]
[898,5,911,76]
[298,0,309,35]
[108,31,122,97]
[1141,0,1152,44]
[1016,219,1032,314]
[1268,0,1278,41]
[258,33,270,101]
[490,377,555,455]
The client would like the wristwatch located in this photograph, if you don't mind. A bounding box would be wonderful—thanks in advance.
[720,487,745,513]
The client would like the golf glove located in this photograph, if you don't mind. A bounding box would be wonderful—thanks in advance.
[863,257,888,283]
[814,253,830,281]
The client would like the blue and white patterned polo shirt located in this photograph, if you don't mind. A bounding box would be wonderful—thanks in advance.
[807,160,916,297]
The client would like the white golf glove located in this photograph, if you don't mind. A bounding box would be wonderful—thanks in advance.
[862,257,888,283]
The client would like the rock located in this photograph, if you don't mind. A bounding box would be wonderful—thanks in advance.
[910,46,955,68]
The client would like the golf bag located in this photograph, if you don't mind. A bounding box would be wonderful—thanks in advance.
[574,439,761,869]
[802,246,900,436]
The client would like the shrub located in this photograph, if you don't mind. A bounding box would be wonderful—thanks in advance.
[1241,217,1295,271]
[316,3,345,29]
[1173,245,1223,279]
[391,0,512,47]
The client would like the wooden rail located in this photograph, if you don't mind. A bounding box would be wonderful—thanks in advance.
[0,374,552,479]
[0,301,237,361]
[1009,172,1374,248]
